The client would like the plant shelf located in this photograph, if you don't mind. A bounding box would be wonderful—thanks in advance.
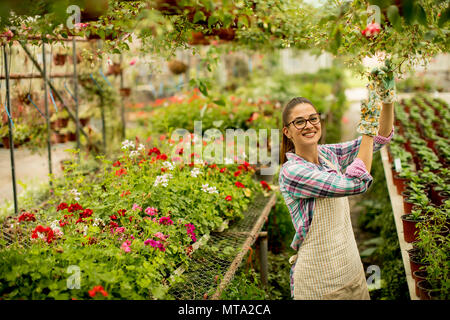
[380,147,419,300]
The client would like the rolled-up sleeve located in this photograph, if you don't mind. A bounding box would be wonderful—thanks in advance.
[280,159,373,199]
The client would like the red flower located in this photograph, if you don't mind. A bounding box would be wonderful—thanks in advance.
[75,217,85,224]
[233,170,241,177]
[120,190,131,198]
[110,215,117,220]
[148,147,161,156]
[159,135,166,141]
[115,168,127,177]
[18,212,36,222]
[80,209,93,218]
[156,154,168,161]
[220,168,226,173]
[260,180,271,191]
[161,167,167,173]
[112,160,121,167]
[57,202,69,212]
[176,148,184,155]
[361,23,381,37]
[59,220,68,227]
[225,195,232,201]
[235,181,245,188]
[88,285,108,298]
[109,221,119,228]
[68,203,83,213]
[118,209,127,216]
[31,225,54,243]
[209,164,217,169]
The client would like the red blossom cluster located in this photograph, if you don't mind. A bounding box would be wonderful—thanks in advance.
[225,195,232,201]
[235,181,245,188]
[148,147,161,156]
[112,160,121,167]
[115,168,127,177]
[361,23,381,37]
[31,225,54,243]
[88,285,108,298]
[238,161,253,172]
[18,211,36,222]
[158,216,174,225]
[260,180,271,191]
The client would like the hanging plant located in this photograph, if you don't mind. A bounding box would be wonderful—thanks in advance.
[53,53,67,66]
[120,88,131,97]
[168,60,188,75]
[188,31,210,46]
[107,62,122,76]
[212,28,236,41]
[80,0,109,23]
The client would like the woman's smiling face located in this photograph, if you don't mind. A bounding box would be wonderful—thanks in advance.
[283,103,322,147]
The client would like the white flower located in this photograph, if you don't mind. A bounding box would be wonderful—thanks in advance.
[162,161,174,171]
[201,183,209,192]
[153,174,172,187]
[83,225,88,236]
[137,143,145,151]
[207,186,218,194]
[224,157,233,165]
[190,168,202,178]
[93,218,103,227]
[130,150,139,158]
[121,140,135,150]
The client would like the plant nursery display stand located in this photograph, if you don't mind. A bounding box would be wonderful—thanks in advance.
[168,192,276,300]
[380,147,418,300]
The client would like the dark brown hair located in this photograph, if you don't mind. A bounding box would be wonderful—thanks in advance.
[280,97,316,164]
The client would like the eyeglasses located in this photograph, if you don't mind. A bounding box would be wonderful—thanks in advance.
[286,113,321,130]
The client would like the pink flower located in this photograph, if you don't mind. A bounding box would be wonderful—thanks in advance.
[129,58,137,66]
[145,207,158,216]
[159,216,174,225]
[132,203,142,212]
[121,240,131,252]
[144,238,165,252]
[115,227,125,233]
[154,232,169,241]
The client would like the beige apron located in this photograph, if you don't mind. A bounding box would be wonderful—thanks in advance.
[289,156,370,300]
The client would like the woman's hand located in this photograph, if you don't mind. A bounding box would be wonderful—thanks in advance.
[357,80,382,136]
[369,59,397,104]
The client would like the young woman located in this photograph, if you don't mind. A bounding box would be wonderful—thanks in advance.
[278,92,394,300]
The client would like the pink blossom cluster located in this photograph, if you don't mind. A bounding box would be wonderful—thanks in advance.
[154,232,169,241]
[159,216,174,225]
[121,240,132,253]
[185,223,197,242]
[145,207,158,216]
[144,239,165,252]
[132,203,142,212]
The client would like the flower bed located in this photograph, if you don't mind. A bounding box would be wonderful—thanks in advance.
[0,137,271,299]
[387,93,449,300]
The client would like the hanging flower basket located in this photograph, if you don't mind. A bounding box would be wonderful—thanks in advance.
[212,28,236,41]
[54,53,67,66]
[80,0,109,22]
[107,63,122,76]
[168,60,188,75]
[120,88,131,97]
[188,32,210,46]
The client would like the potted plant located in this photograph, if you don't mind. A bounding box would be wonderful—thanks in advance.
[53,53,67,66]
[66,121,77,142]
[50,109,69,129]
[401,208,428,243]
[79,104,94,126]
[168,60,188,75]
[107,62,121,76]
[120,88,131,97]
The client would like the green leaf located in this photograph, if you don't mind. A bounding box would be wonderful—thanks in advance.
[193,11,206,24]
[208,15,218,28]
[387,5,401,31]
[198,81,208,97]
[238,15,249,28]
[415,4,427,26]
[438,7,450,28]
[360,247,377,258]
[213,98,225,106]
[402,0,415,25]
